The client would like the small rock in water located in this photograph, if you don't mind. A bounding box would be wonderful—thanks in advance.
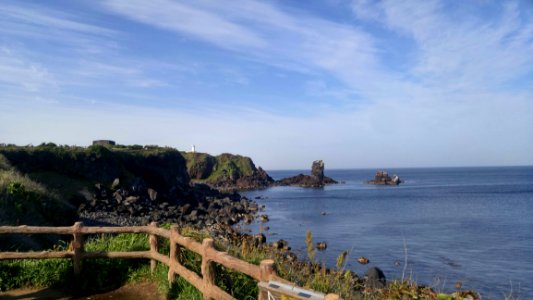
[316,242,327,250]
[357,256,370,264]
[455,281,463,289]
[393,260,401,267]
[321,211,327,216]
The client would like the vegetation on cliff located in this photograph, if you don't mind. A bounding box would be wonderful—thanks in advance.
[182,152,273,190]
[0,143,189,199]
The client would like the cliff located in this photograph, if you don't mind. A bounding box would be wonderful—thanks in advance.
[183,152,273,190]
[0,143,263,249]
[0,143,191,203]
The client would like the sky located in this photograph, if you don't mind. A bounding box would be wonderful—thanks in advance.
[0,0,532,170]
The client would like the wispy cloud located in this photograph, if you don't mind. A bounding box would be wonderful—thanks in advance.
[103,0,266,49]
[102,0,385,100]
[352,0,533,93]
[0,3,113,36]
[0,2,117,55]
[0,1,174,107]
[0,0,531,168]
[0,49,55,92]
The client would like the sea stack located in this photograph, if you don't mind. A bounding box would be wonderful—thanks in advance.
[276,160,337,188]
[311,160,325,182]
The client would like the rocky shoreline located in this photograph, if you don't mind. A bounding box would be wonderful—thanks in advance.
[75,158,339,242]
[77,179,264,242]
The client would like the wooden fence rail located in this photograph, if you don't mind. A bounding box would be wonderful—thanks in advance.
[0,222,340,300]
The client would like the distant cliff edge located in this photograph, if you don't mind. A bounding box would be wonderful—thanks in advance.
[183,152,274,190]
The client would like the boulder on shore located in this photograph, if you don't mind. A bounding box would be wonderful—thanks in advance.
[365,267,386,289]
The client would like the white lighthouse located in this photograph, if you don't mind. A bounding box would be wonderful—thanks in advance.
[191,145,196,153]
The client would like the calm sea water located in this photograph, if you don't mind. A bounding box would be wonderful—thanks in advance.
[242,167,533,299]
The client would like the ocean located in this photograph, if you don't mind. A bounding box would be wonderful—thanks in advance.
[241,166,533,299]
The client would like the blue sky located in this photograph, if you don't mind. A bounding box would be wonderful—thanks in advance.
[0,0,532,169]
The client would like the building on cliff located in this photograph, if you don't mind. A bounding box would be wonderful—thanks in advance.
[92,140,116,146]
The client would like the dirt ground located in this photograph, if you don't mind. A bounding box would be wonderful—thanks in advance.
[0,281,165,300]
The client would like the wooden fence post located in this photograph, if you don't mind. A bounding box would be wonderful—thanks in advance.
[258,259,275,300]
[325,294,341,300]
[201,238,216,299]
[72,222,84,276]
[149,222,159,273]
[168,225,179,286]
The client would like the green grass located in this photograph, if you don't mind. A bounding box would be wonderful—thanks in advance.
[0,227,480,300]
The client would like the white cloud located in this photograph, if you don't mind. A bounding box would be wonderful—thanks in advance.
[0,0,532,168]
[101,0,386,98]
[352,0,533,92]
[103,0,266,49]
[0,47,59,95]
[0,3,114,37]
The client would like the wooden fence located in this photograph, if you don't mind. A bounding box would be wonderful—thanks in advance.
[0,222,340,300]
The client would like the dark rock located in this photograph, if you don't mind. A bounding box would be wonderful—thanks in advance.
[272,239,288,250]
[244,215,254,224]
[111,178,120,190]
[286,252,298,262]
[78,188,93,202]
[113,191,123,203]
[125,196,139,204]
[276,160,337,188]
[316,241,327,250]
[93,183,108,199]
[357,256,370,264]
[181,203,192,215]
[311,160,324,182]
[253,233,266,246]
[147,188,158,201]
[131,177,146,194]
[248,203,258,212]
[367,170,401,185]
[259,214,269,222]
[365,267,386,289]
